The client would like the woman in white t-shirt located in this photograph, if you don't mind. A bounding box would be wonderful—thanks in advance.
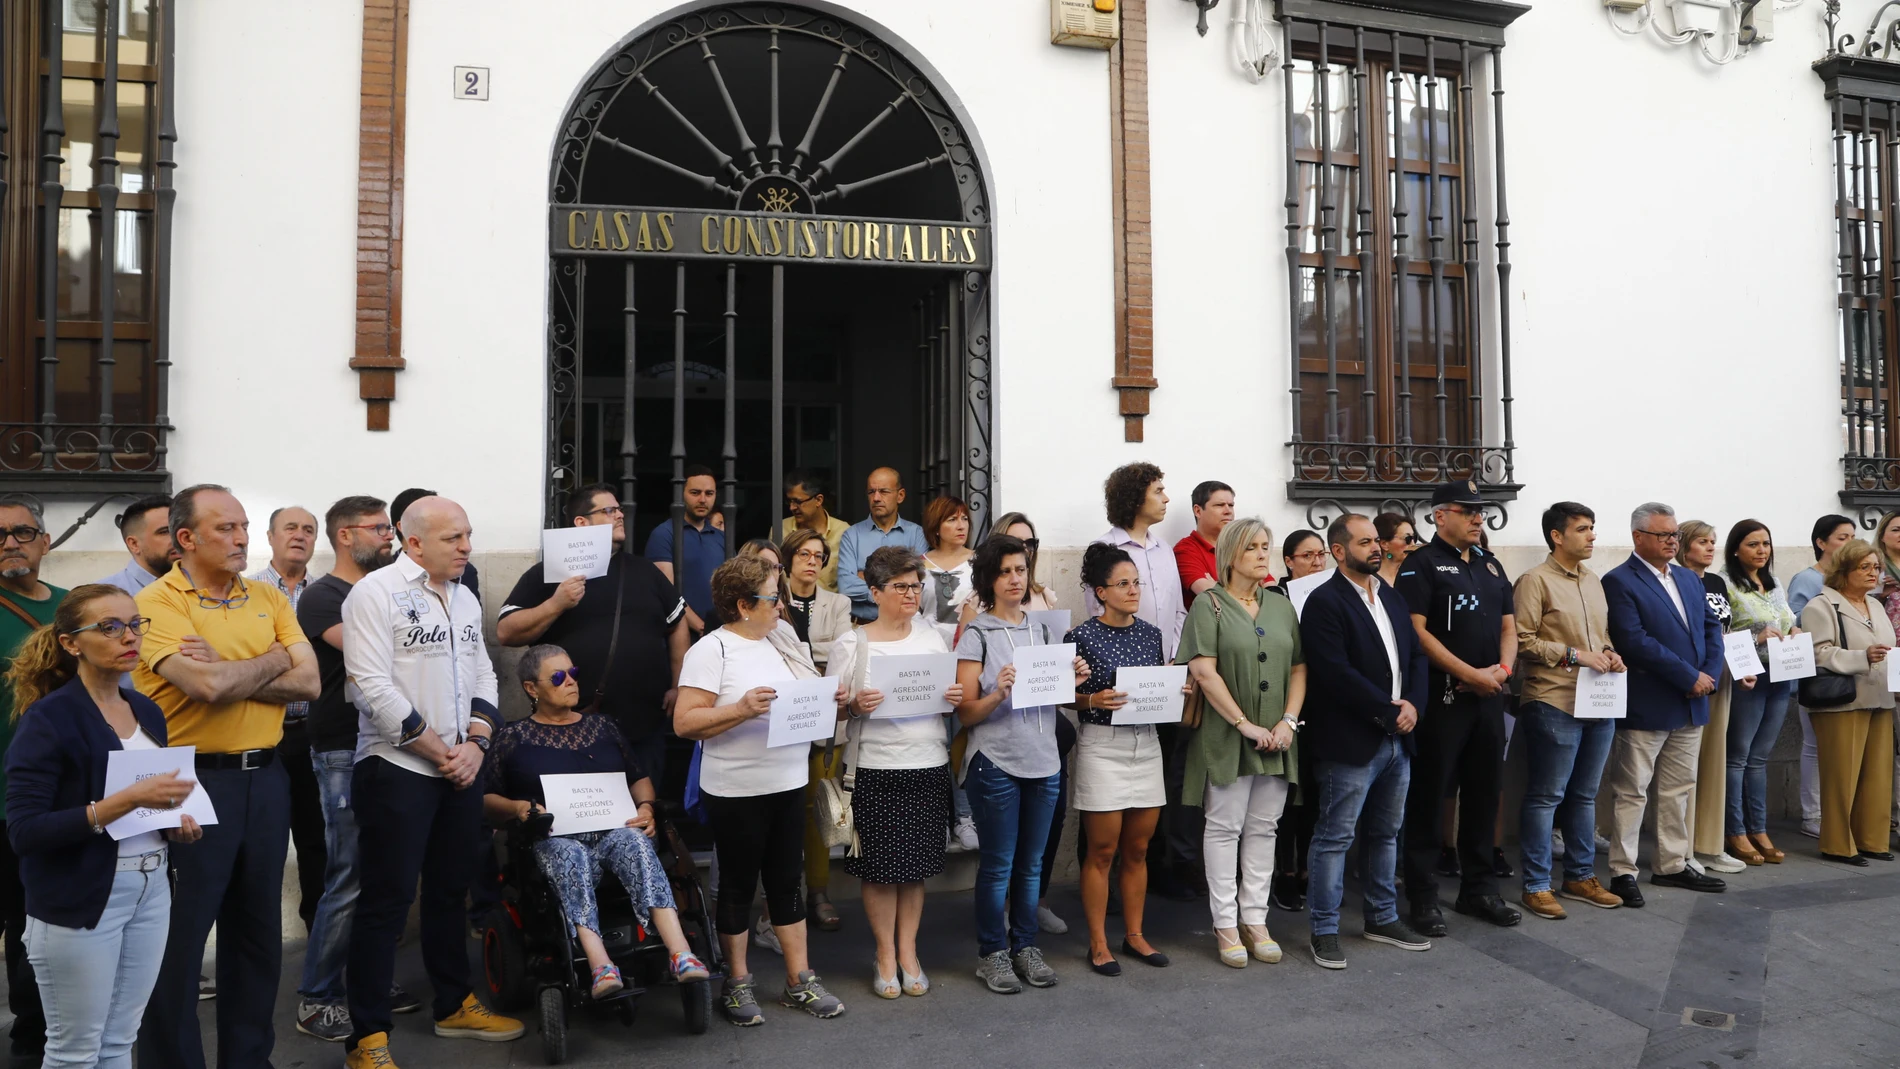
[826,547,965,1000]
[675,556,847,1026]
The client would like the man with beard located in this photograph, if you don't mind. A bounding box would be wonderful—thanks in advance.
[137,485,319,1069]
[500,483,688,784]
[0,494,57,1065]
[290,496,416,1040]
[644,465,728,633]
[250,507,326,939]
[1298,513,1431,969]
[97,493,176,595]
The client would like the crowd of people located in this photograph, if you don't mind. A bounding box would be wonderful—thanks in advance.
[0,463,1886,1067]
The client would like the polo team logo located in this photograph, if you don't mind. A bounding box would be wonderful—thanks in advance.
[391,590,425,626]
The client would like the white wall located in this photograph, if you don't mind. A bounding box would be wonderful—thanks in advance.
[119,0,1881,574]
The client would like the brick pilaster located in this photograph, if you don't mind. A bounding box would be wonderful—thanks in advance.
[1110,0,1155,442]
[351,0,408,430]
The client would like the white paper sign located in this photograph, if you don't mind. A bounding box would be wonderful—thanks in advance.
[864,653,956,719]
[540,772,638,836]
[1723,631,1767,680]
[1285,570,1331,619]
[541,525,614,583]
[1012,642,1077,708]
[1572,668,1627,719]
[1027,610,1072,645]
[1768,633,1817,682]
[1886,649,1900,692]
[1110,664,1190,725]
[103,746,218,841]
[766,676,839,748]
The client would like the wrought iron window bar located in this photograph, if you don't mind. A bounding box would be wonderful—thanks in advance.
[1276,0,1524,520]
[1821,1,1900,526]
[0,0,173,493]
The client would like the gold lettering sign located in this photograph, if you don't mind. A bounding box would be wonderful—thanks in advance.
[551,207,990,270]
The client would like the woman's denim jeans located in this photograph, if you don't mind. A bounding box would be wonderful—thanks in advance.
[965,752,1058,956]
[1727,678,1795,836]
[26,866,171,1069]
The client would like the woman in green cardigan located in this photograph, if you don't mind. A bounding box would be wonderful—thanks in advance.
[1176,516,1305,969]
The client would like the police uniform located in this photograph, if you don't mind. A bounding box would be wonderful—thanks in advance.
[1394,483,1516,921]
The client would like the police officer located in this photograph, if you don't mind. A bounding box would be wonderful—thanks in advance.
[1394,481,1522,933]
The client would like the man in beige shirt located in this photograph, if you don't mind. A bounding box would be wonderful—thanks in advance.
[1512,502,1626,920]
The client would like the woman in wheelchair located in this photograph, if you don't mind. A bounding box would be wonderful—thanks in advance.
[483,645,711,999]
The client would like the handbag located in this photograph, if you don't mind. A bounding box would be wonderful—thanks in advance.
[1799,599,1860,708]
[1179,597,1221,729]
[810,630,867,856]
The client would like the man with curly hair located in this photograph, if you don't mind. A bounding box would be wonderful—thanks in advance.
[1090,463,1187,660]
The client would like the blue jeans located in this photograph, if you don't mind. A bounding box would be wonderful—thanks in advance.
[1518,701,1616,893]
[299,749,360,1004]
[965,752,1059,956]
[1308,738,1410,937]
[27,866,170,1069]
[1727,678,1795,835]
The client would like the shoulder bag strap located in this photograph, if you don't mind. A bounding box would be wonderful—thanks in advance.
[0,588,42,630]
[840,629,870,790]
[586,563,628,710]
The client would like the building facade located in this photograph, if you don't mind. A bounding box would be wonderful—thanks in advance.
[0,0,1888,594]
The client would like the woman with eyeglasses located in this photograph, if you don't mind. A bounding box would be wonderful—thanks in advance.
[779,527,851,931]
[825,547,964,997]
[1799,540,1897,865]
[1266,529,1326,911]
[675,555,848,1024]
[482,645,710,1000]
[5,586,204,1069]
[1375,513,1419,589]
[1065,544,1172,976]
[955,536,1090,994]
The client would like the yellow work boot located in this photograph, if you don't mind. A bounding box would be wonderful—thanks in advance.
[432,994,525,1042]
[344,1032,398,1069]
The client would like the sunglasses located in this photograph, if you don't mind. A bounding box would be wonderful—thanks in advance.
[1394,533,1421,545]
[546,667,580,687]
[69,616,151,639]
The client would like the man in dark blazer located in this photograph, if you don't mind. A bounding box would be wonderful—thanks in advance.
[1600,501,1728,906]
[1299,514,1432,969]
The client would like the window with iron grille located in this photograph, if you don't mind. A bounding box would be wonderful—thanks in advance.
[0,0,174,493]
[1817,46,1900,525]
[1277,0,1525,519]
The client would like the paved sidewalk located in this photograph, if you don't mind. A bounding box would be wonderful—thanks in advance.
[166,836,1900,1069]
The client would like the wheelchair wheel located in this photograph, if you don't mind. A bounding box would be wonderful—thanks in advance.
[681,978,711,1034]
[538,986,568,1065]
[481,912,534,1012]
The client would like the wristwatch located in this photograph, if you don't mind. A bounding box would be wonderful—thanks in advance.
[1279,717,1302,733]
[470,734,492,753]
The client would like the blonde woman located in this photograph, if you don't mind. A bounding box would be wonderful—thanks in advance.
[1675,521,1748,874]
[1799,539,1897,866]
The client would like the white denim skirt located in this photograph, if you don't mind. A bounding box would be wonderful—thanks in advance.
[1073,722,1166,812]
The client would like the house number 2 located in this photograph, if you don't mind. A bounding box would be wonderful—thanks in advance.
[454,67,489,101]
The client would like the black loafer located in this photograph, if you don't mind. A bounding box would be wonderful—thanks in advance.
[1859,850,1895,862]
[1119,939,1170,967]
[1651,868,1726,893]
[1409,903,1449,938]
[1609,874,1645,908]
[1089,955,1122,977]
[1452,893,1522,928]
[1823,851,1872,867]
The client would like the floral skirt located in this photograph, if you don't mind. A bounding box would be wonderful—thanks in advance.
[532,826,675,934]
[842,764,953,885]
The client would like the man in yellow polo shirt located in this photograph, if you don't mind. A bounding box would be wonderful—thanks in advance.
[134,484,318,1069]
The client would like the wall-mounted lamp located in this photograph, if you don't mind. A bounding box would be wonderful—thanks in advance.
[1183,0,1221,37]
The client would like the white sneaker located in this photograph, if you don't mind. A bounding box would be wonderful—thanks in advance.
[752,914,783,955]
[1594,833,1611,851]
[1800,820,1821,839]
[1685,856,1707,877]
[1551,831,1566,859]
[1036,905,1068,935]
[1697,852,1747,874]
[953,816,980,852]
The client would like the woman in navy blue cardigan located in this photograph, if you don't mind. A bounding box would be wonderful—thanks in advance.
[5,585,201,1069]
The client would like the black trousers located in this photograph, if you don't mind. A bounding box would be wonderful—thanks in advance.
[703,788,805,936]
[0,822,43,1057]
[278,720,327,935]
[347,757,483,1047]
[1402,696,1505,905]
[139,761,290,1069]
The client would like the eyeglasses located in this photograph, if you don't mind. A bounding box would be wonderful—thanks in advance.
[792,549,827,563]
[0,525,42,546]
[178,568,250,610]
[340,523,394,538]
[1637,529,1682,542]
[883,582,924,594]
[1292,551,1328,562]
[1442,506,1484,518]
[546,667,580,687]
[582,504,623,518]
[1103,579,1142,591]
[785,494,816,510]
[69,616,151,639]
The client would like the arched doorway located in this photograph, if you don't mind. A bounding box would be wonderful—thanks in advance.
[544,2,994,560]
